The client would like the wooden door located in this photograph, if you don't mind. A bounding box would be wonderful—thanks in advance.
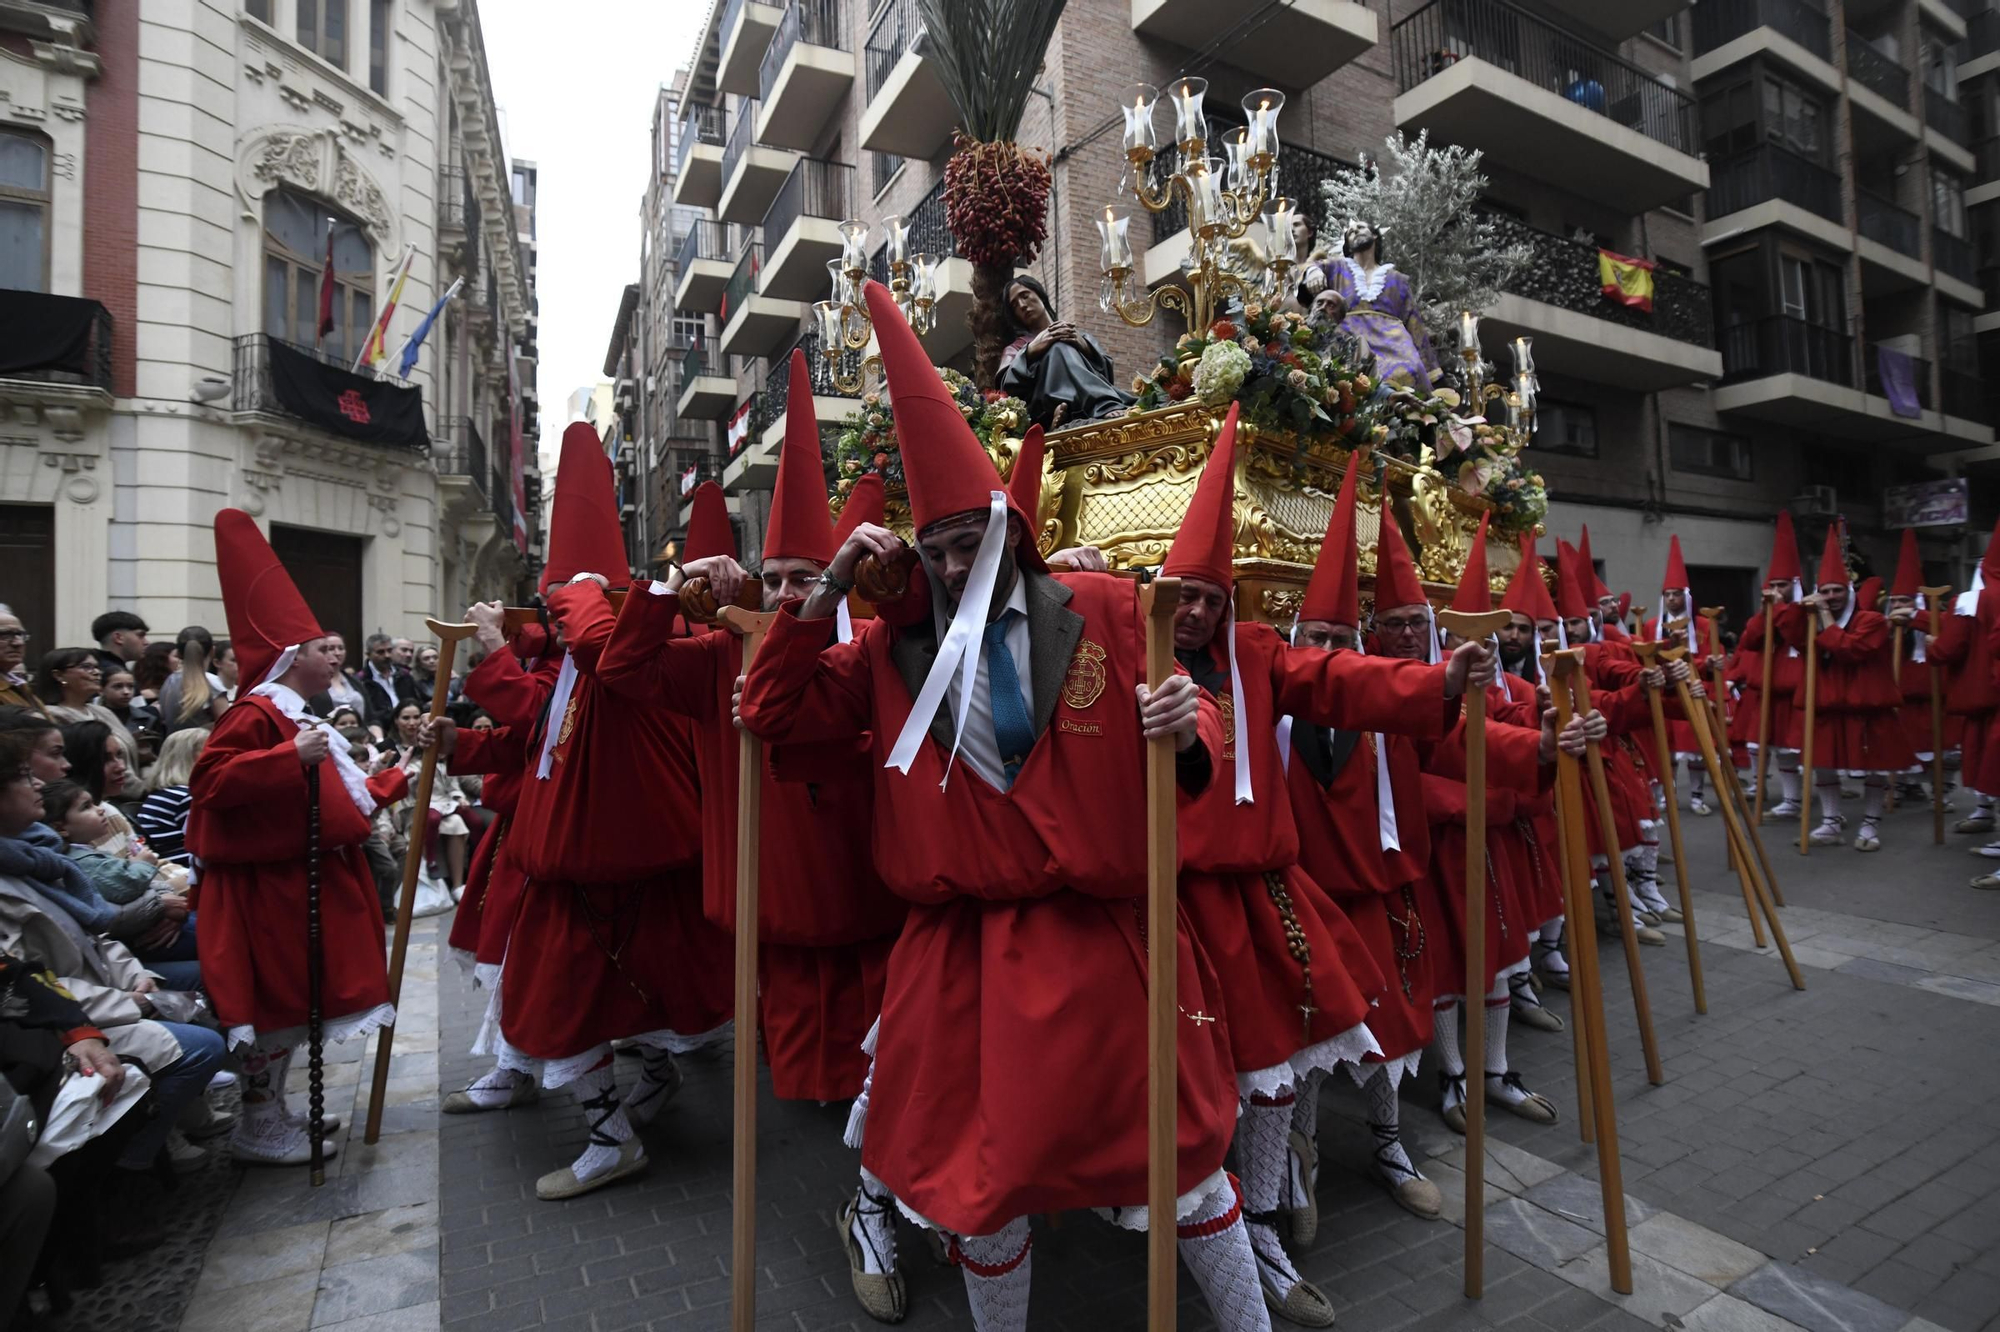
[269,524,364,658]
[0,504,55,656]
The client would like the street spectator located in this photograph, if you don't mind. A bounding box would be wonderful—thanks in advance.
[319,633,368,720]
[356,633,416,732]
[102,669,160,771]
[88,612,149,681]
[133,729,207,870]
[328,705,362,731]
[35,650,140,793]
[410,644,440,708]
[0,609,40,714]
[386,701,472,895]
[131,641,177,710]
[40,781,196,993]
[157,628,228,736]
[0,710,67,784]
[391,637,415,670]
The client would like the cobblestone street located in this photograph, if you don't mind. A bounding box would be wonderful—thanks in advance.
[67,789,2000,1332]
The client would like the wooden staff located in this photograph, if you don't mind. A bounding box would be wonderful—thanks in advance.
[305,764,325,1186]
[1631,641,1706,1014]
[713,604,778,1332]
[1921,586,1952,846]
[1541,649,1632,1293]
[1566,666,1665,1087]
[1799,604,1819,856]
[1538,636,1595,1143]
[1658,640,1764,949]
[1698,609,1733,754]
[1670,614,1788,913]
[1436,607,1510,1299]
[364,618,479,1144]
[1140,577,1182,1332]
[1754,591,1777,827]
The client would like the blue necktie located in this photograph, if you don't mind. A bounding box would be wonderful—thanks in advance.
[984,613,1034,788]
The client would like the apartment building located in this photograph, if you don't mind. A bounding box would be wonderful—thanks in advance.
[0,0,536,655]
[627,0,1993,619]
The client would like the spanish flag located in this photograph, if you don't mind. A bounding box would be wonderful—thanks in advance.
[355,247,415,371]
[1598,248,1656,313]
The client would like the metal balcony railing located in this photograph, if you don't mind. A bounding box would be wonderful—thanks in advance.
[1151,113,1355,247]
[675,218,732,278]
[1942,366,1991,424]
[719,0,747,46]
[678,454,723,502]
[1845,32,1909,109]
[723,99,759,185]
[728,391,767,456]
[0,291,112,390]
[1864,347,1932,409]
[683,340,721,383]
[1980,135,2000,183]
[1857,190,1922,256]
[674,103,726,181]
[723,240,763,317]
[230,333,431,454]
[1716,314,1854,387]
[767,328,864,403]
[1935,227,1978,283]
[760,0,846,107]
[439,167,467,233]
[1691,0,1831,61]
[1926,86,1970,146]
[1482,214,1715,348]
[1706,143,1843,222]
[761,159,855,254]
[492,459,516,539]
[867,175,956,284]
[1392,0,1700,157]
[433,416,489,500]
[865,0,923,102]
[1973,8,2000,58]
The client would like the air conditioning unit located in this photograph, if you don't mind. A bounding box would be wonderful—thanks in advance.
[1793,485,1838,517]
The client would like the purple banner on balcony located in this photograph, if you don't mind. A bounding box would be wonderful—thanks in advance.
[1876,345,1922,419]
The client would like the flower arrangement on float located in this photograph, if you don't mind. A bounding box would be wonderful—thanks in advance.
[825,366,1028,497]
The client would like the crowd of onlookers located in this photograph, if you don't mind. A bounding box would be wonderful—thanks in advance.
[0,603,487,1326]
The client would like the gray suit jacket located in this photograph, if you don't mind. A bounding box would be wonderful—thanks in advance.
[888,570,1086,754]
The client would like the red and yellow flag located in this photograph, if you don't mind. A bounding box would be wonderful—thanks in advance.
[1598,248,1656,313]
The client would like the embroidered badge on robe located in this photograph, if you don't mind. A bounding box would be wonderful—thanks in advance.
[1218,691,1236,761]
[1061,639,1107,709]
[555,697,579,753]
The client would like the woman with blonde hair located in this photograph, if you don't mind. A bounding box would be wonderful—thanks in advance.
[134,726,210,868]
[158,627,230,736]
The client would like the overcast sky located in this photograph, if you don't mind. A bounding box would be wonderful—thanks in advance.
[481,0,705,469]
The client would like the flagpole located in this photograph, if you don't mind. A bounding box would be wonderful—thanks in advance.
[355,245,416,374]
[391,276,463,381]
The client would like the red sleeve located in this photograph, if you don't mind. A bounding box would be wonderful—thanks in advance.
[1587,680,1655,733]
[1266,635,1454,738]
[365,766,409,806]
[548,582,619,673]
[1816,612,1888,663]
[739,602,875,745]
[465,647,549,730]
[189,702,307,812]
[1929,613,1972,666]
[1773,602,1810,653]
[595,586,723,721]
[448,723,528,776]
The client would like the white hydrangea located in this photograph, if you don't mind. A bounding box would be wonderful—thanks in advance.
[1193,340,1251,405]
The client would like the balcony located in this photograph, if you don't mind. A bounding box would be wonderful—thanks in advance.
[726,330,863,495]
[1703,143,1848,249]
[1862,347,1931,410]
[1534,0,1691,44]
[230,334,431,453]
[1146,118,1354,284]
[1926,86,1973,162]
[1845,31,1909,109]
[1943,366,1992,428]
[673,220,737,314]
[760,159,855,300]
[1936,227,1980,285]
[1691,0,1834,78]
[866,177,976,360]
[677,455,726,521]
[756,0,855,153]
[1714,314,1951,439]
[1132,0,1377,91]
[718,241,805,359]
[676,342,738,420]
[0,0,92,42]
[859,0,954,160]
[0,291,113,418]
[1390,0,1708,213]
[671,105,728,210]
[439,167,468,238]
[1856,190,1928,291]
[718,100,800,223]
[1979,137,2000,197]
[717,0,784,96]
[1971,9,2000,77]
[1472,216,1720,390]
[434,416,490,508]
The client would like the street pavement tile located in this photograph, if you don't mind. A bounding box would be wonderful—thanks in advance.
[1482,1197,1604,1271]
[1677,1293,1815,1332]
[1551,1245,1720,1328]
[1730,1261,1912,1332]
[309,1246,440,1327]
[1519,1172,1658,1237]
[193,1220,331,1292]
[179,1269,322,1332]
[1627,1213,1768,1287]
[325,1201,441,1268]
[311,1301,444,1332]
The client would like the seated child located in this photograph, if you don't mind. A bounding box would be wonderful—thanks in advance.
[41,778,191,903]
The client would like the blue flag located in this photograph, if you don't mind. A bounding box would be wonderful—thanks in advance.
[396,278,462,379]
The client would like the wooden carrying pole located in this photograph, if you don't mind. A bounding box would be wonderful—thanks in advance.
[1539,639,1594,1144]
[1140,578,1182,1332]
[1436,608,1511,1299]
[1692,612,1742,872]
[1542,650,1632,1293]
[365,618,478,1143]
[1754,593,1777,827]
[1630,642,1706,1013]
[715,605,778,1332]
[1921,587,1952,846]
[1799,609,1819,855]
[1567,669,1665,1087]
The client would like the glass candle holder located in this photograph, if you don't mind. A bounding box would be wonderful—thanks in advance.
[1243,88,1285,158]
[1222,129,1252,193]
[1097,204,1134,270]
[813,300,845,352]
[1266,197,1297,258]
[880,215,911,269]
[1121,83,1158,154]
[1460,311,1480,354]
[838,218,871,274]
[1512,336,1534,377]
[827,257,849,306]
[1187,158,1228,235]
[1169,77,1208,148]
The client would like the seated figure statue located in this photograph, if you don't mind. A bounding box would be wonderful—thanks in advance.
[1303,219,1439,394]
[996,274,1135,431]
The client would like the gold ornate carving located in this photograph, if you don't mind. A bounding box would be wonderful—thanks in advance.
[1061,640,1108,710]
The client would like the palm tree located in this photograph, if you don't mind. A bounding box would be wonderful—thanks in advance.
[917,0,1068,388]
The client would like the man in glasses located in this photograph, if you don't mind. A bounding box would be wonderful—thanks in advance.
[0,611,37,714]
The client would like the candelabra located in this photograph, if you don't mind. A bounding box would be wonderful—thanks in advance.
[813,216,940,393]
[1100,78,1297,335]
[1455,312,1536,436]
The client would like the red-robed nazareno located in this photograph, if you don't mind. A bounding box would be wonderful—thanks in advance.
[1891,628,1958,762]
[1180,621,1454,1080]
[1731,608,1805,755]
[1774,603,1916,771]
[1281,687,1442,1064]
[1573,644,1654,857]
[1492,671,1567,930]
[188,693,407,1040]
[499,582,733,1064]
[1644,613,1714,755]
[595,585,906,1102]
[1932,606,1999,793]
[739,570,1239,1239]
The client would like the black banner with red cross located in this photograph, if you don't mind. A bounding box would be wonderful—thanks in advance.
[266,338,430,450]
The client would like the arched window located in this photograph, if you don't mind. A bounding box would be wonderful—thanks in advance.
[263,187,374,364]
[0,129,51,293]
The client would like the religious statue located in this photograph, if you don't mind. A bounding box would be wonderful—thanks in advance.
[996,274,1136,431]
[1302,219,1438,393]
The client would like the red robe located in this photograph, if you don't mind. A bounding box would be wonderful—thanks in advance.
[499,582,733,1065]
[189,693,407,1040]
[1644,613,1715,755]
[739,570,1239,1238]
[1578,644,1654,857]
[1493,672,1566,929]
[1731,608,1804,754]
[1933,607,1998,793]
[1774,603,1915,771]
[596,587,906,1103]
[1179,622,1451,1081]
[1891,625,1956,763]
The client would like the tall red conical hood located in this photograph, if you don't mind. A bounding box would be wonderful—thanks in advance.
[1502,535,1559,624]
[1816,523,1849,588]
[1980,516,2000,584]
[1579,523,1611,599]
[1662,534,1689,590]
[832,472,886,546]
[1856,576,1883,611]
[1372,497,1428,612]
[682,481,736,564]
[1555,539,1593,622]
[214,508,326,690]
[541,422,630,592]
[1162,403,1240,589]
[1891,528,1922,599]
[762,350,838,564]
[1005,424,1046,526]
[1450,512,1493,614]
[1767,510,1802,584]
[1300,452,1364,627]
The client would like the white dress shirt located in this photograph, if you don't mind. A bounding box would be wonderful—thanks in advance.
[932,574,1033,791]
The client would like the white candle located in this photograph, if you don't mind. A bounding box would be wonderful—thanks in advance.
[1460,311,1479,353]
[1170,78,1208,146]
[1513,336,1534,376]
[881,215,911,268]
[1243,88,1285,157]
[1121,84,1158,153]
[1098,205,1133,269]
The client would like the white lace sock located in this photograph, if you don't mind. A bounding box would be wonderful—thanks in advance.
[1285,1069,1321,1208]
[953,1218,1032,1332]
[1778,760,1802,808]
[1535,919,1569,980]
[1433,999,1465,1113]
[1817,778,1842,823]
[622,1048,683,1127]
[459,1064,529,1109]
[567,1061,636,1184]
[1863,778,1887,823]
[1364,1064,1421,1185]
[1178,1183,1271,1332]
[849,1166,898,1278]
[1684,762,1705,800]
[1237,1088,1294,1216]
[1244,1217,1307,1308]
[1482,985,1509,1078]
[238,1040,293,1135]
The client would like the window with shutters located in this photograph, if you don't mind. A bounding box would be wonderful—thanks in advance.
[263,188,375,365]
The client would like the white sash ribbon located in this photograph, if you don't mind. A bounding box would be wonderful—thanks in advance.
[535,651,579,780]
[887,491,1010,789]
